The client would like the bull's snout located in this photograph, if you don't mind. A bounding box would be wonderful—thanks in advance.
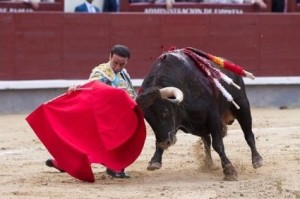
[156,131,177,149]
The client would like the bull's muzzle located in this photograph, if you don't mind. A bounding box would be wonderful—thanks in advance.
[156,130,177,149]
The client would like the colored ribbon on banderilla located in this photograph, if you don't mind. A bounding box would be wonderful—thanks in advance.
[171,47,255,109]
[186,47,255,80]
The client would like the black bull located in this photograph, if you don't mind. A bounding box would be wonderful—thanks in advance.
[136,48,263,181]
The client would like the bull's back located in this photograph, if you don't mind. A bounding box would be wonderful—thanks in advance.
[142,51,247,108]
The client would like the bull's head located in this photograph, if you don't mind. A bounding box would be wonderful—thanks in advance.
[136,87,184,149]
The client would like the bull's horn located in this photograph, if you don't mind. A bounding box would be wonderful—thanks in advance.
[159,87,184,104]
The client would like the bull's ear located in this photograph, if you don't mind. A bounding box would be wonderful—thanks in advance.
[136,88,161,109]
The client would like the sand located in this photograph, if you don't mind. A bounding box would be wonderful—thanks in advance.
[0,108,299,199]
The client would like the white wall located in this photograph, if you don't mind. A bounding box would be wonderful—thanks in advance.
[64,0,104,12]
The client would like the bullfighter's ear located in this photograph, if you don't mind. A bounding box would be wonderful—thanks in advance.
[136,88,161,109]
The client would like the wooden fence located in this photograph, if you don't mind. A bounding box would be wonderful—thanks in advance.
[0,12,300,80]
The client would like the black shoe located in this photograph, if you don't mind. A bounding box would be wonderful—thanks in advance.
[106,169,130,178]
[45,159,65,172]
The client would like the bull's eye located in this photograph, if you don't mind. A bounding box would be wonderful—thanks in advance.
[162,108,169,118]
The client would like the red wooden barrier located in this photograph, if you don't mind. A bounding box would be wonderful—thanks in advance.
[287,0,300,12]
[0,12,300,81]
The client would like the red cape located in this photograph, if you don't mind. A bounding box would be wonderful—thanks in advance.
[26,80,146,182]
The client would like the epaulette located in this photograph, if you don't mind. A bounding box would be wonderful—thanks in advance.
[92,63,115,81]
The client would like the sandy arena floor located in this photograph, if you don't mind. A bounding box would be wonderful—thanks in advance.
[0,108,299,199]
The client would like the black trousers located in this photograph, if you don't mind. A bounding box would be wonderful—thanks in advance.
[272,0,285,12]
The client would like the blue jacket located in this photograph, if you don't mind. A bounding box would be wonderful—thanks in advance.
[74,3,100,13]
[103,0,118,12]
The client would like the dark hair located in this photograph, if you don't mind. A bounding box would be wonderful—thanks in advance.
[110,45,131,59]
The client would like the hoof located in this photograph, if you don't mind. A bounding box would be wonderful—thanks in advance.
[223,163,238,181]
[252,157,263,169]
[147,162,162,171]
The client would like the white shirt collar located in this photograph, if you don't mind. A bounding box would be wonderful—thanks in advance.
[85,1,96,13]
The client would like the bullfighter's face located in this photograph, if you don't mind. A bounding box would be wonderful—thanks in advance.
[109,54,128,73]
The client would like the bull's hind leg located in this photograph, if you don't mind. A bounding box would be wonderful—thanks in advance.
[207,111,238,181]
[233,101,263,169]
[147,146,164,171]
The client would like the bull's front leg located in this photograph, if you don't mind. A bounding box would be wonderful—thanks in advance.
[211,134,238,181]
[147,145,164,171]
[207,113,238,181]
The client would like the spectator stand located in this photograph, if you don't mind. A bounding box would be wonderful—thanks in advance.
[0,0,64,12]
[120,0,271,14]
[287,0,300,12]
